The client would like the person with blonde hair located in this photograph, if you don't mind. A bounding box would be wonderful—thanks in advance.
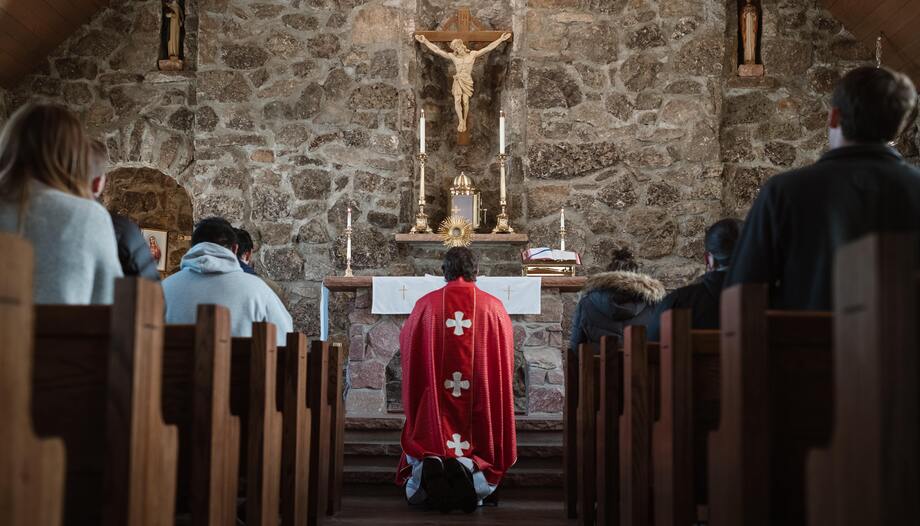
[0,103,122,304]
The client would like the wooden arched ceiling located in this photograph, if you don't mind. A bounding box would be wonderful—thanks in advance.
[821,0,920,87]
[0,0,109,89]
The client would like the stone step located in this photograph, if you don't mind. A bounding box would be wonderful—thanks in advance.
[346,453,560,471]
[343,465,563,488]
[345,439,563,459]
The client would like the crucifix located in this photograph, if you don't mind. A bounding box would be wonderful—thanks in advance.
[415,8,512,145]
[503,285,512,301]
[399,285,409,301]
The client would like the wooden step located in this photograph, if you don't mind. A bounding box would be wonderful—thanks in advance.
[343,465,563,488]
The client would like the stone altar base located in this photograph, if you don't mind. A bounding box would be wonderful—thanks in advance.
[338,286,580,417]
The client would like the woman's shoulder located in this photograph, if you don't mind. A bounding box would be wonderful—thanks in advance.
[32,185,111,222]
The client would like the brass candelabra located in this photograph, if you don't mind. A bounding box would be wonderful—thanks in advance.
[492,153,514,233]
[410,152,433,233]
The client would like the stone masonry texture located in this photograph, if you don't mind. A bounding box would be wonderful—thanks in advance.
[3,0,918,414]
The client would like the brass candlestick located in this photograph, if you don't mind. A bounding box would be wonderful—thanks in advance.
[492,153,515,233]
[344,226,354,277]
[559,228,566,252]
[410,152,433,233]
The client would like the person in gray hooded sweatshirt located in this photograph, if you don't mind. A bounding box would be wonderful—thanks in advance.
[163,217,293,342]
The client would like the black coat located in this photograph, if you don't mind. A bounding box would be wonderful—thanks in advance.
[726,144,920,310]
[569,271,666,353]
[111,213,160,281]
[646,270,726,342]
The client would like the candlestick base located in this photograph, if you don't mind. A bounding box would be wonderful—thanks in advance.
[344,264,353,277]
[559,229,567,252]
[492,205,515,234]
[409,203,433,234]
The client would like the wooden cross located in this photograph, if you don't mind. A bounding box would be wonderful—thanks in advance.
[399,285,409,301]
[415,8,512,145]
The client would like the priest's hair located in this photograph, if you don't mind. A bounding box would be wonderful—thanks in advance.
[442,246,479,282]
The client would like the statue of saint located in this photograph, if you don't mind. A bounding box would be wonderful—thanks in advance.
[415,33,512,133]
[163,1,184,59]
[740,0,759,65]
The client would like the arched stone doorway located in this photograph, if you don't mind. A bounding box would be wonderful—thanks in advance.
[100,167,194,276]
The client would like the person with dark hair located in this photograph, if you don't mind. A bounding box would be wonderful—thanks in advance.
[234,227,257,275]
[397,247,516,513]
[162,216,292,341]
[647,218,744,341]
[87,139,160,281]
[727,66,920,310]
[569,248,665,353]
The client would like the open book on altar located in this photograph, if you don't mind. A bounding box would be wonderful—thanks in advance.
[522,247,581,264]
[371,276,542,315]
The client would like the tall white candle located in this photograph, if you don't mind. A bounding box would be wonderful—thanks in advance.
[419,109,426,154]
[560,207,565,230]
[499,110,506,154]
[347,207,352,229]
[346,207,352,260]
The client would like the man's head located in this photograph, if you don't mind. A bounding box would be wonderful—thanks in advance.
[192,217,238,253]
[234,227,254,264]
[607,248,639,273]
[828,66,917,149]
[704,218,744,271]
[442,247,478,282]
[449,39,469,55]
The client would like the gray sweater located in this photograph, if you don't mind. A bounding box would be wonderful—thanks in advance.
[0,181,123,304]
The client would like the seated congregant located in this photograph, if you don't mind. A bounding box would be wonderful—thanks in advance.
[569,248,665,353]
[727,66,920,309]
[647,218,743,341]
[89,139,159,281]
[234,227,257,275]
[397,247,516,513]
[162,217,292,341]
[0,103,122,304]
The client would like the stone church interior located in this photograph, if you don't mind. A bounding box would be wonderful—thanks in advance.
[2,0,919,524]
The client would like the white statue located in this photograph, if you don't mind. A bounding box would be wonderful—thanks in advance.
[740,0,759,65]
[415,33,512,133]
[163,0,184,59]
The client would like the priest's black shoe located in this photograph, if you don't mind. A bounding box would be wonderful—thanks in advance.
[421,456,452,513]
[444,458,478,514]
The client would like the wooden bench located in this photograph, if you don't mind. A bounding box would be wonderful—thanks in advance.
[327,342,346,516]
[1,235,66,526]
[807,233,920,525]
[652,310,720,526]
[29,277,178,526]
[162,306,241,526]
[708,284,833,526]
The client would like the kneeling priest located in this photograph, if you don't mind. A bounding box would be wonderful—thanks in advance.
[396,247,517,512]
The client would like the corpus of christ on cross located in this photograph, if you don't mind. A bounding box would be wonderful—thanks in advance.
[414,8,512,145]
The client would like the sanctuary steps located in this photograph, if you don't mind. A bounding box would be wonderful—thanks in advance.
[343,415,564,489]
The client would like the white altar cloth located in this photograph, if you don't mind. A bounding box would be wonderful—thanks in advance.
[371,276,542,315]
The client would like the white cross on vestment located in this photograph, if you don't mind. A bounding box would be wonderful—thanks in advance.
[444,371,470,397]
[447,433,470,457]
[445,311,472,336]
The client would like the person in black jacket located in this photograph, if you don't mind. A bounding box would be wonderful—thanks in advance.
[89,140,159,281]
[647,218,743,341]
[726,66,920,310]
[234,227,258,275]
[569,248,665,354]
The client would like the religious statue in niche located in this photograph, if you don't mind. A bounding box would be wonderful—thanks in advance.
[414,8,513,145]
[158,0,184,71]
[415,33,511,133]
[738,0,764,77]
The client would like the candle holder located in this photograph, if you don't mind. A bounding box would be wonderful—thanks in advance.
[410,152,433,234]
[492,153,515,234]
[559,228,567,252]
[344,226,354,277]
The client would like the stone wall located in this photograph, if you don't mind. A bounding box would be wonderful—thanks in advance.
[5,0,919,416]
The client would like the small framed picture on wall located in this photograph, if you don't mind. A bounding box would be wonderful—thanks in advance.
[141,228,168,272]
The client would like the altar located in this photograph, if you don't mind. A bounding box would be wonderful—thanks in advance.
[322,276,586,417]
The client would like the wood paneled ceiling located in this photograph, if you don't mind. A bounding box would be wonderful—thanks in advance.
[0,0,109,89]
[821,0,920,88]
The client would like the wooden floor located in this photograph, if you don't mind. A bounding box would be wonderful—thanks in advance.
[328,485,575,525]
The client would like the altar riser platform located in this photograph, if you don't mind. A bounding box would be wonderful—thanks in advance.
[343,415,563,487]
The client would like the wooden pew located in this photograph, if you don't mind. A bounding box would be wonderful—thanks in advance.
[29,277,178,526]
[652,309,720,526]
[327,342,346,516]
[279,332,311,526]
[307,339,332,526]
[807,233,920,525]
[564,347,579,519]
[230,324,283,526]
[619,327,651,526]
[576,342,599,526]
[595,337,619,526]
[162,306,241,526]
[1,235,65,526]
[708,284,833,526]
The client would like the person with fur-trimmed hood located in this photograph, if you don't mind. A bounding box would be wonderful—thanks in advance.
[569,248,666,353]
